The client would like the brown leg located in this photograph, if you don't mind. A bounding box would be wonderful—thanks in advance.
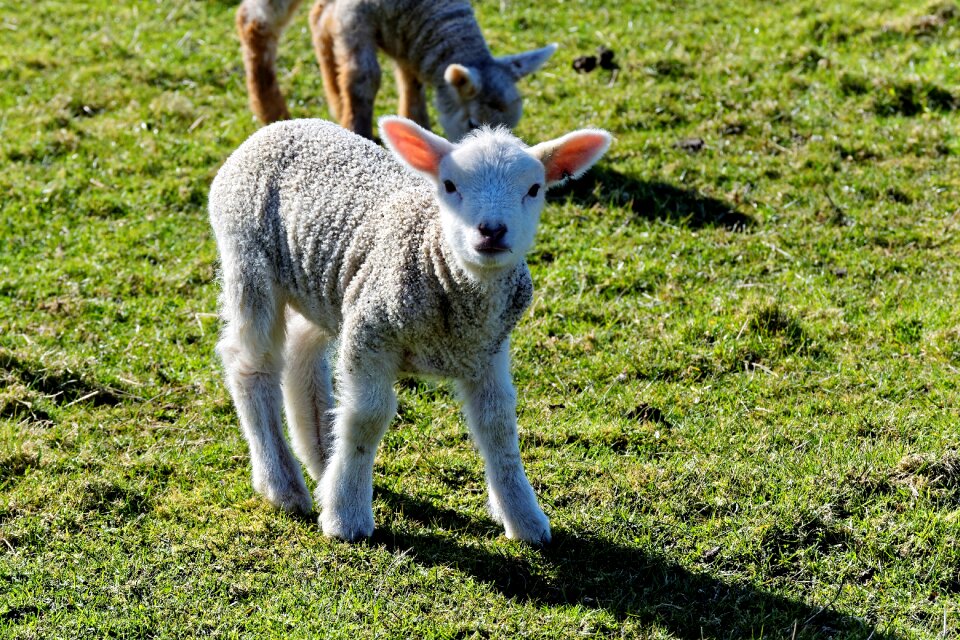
[309,0,342,121]
[236,0,301,124]
[394,64,430,130]
[334,40,381,139]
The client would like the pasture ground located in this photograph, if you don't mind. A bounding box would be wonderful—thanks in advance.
[1,0,959,637]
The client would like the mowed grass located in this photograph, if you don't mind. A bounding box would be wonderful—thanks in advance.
[1,0,959,637]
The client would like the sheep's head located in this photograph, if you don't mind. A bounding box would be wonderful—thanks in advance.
[380,116,612,281]
[434,44,558,141]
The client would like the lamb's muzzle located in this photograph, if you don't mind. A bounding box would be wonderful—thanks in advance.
[476,222,509,254]
[209,116,611,544]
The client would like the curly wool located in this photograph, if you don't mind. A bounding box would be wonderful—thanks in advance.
[209,118,533,381]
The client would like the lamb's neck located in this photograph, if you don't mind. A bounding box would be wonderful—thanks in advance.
[400,4,493,84]
[423,222,520,306]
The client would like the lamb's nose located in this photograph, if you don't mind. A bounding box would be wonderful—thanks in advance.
[478,222,507,241]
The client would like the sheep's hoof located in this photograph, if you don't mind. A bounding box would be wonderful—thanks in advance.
[506,525,552,547]
[490,496,551,545]
[319,507,375,542]
[254,478,313,515]
[503,510,552,546]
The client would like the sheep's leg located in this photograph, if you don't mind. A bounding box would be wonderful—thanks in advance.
[318,348,398,540]
[236,0,302,123]
[217,276,312,514]
[333,36,381,139]
[282,309,335,482]
[394,63,430,130]
[309,0,342,121]
[457,342,551,545]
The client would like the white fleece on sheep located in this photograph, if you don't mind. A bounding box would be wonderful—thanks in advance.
[210,118,608,543]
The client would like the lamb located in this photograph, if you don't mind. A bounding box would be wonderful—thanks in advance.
[208,116,611,543]
[236,0,557,139]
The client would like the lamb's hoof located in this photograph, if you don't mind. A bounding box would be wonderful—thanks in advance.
[503,511,552,546]
[506,525,552,547]
[319,507,375,542]
[254,477,313,515]
[489,496,551,545]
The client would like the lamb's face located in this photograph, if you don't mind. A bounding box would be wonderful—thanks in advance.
[435,137,546,276]
[379,116,612,282]
[435,65,522,142]
[437,44,557,141]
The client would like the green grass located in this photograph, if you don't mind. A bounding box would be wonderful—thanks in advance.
[1,0,959,637]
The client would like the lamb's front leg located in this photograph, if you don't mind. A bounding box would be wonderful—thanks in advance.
[394,63,430,130]
[318,350,398,541]
[458,342,551,545]
[334,38,381,139]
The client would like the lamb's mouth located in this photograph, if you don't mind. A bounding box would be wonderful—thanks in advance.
[475,243,512,256]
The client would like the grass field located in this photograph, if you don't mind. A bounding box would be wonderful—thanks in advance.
[2,0,959,637]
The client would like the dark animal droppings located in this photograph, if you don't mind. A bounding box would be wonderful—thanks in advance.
[573,55,597,73]
[674,137,705,153]
[597,47,618,71]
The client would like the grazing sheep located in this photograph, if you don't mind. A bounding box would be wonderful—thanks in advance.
[209,117,611,543]
[236,0,557,139]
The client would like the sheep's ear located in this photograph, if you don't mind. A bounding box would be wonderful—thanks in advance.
[497,43,558,79]
[444,64,480,99]
[379,116,456,179]
[528,129,612,188]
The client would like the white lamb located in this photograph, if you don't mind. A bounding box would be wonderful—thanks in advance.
[209,116,611,544]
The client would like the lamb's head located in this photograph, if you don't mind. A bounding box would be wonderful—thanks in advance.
[435,44,558,141]
[380,116,612,281]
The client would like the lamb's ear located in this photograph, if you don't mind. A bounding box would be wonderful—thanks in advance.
[528,129,612,188]
[444,64,480,99]
[379,116,456,179]
[498,43,558,79]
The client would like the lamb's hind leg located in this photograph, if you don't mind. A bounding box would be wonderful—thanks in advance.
[236,0,302,123]
[457,341,551,545]
[217,276,311,514]
[282,309,335,483]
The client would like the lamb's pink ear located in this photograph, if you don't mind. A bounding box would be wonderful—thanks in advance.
[379,116,455,179]
[444,64,480,99]
[528,129,612,188]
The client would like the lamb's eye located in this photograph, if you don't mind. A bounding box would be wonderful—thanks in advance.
[443,179,457,194]
[527,183,541,198]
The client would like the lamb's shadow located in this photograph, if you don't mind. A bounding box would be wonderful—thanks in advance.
[552,166,754,231]
[372,488,888,640]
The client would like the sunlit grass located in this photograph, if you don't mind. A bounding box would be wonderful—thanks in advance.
[1,0,959,637]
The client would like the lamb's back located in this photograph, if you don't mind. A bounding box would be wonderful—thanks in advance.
[211,119,414,226]
[330,0,488,80]
[210,119,432,329]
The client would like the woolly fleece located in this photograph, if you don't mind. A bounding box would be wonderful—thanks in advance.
[209,118,533,382]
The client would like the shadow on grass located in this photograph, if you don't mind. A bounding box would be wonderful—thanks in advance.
[551,166,754,231]
[372,488,888,640]
[0,350,125,421]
